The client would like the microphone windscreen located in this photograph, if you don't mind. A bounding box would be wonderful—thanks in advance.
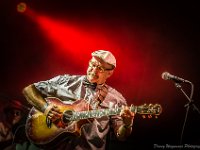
[161,72,169,80]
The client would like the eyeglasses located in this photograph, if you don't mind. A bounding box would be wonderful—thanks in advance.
[89,61,113,73]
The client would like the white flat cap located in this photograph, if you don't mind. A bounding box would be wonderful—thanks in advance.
[92,50,116,68]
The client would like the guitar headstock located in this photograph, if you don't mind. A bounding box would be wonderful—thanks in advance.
[135,103,162,119]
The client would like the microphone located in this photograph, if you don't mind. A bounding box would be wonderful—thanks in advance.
[161,72,191,83]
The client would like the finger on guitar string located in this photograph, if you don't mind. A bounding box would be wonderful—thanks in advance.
[50,110,62,117]
[120,106,134,118]
[48,110,62,121]
[51,105,62,113]
[119,106,123,116]
[47,113,59,123]
[120,105,126,116]
[124,107,134,116]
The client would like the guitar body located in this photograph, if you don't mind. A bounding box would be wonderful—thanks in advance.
[25,97,91,146]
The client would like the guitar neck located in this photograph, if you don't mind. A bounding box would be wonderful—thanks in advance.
[69,106,137,121]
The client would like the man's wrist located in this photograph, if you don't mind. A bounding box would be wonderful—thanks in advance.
[41,103,48,113]
[44,104,54,115]
[117,124,132,137]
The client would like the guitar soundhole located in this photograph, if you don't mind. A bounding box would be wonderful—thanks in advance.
[62,110,73,124]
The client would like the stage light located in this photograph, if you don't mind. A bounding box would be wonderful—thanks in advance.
[17,2,27,13]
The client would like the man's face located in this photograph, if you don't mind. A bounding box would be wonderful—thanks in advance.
[86,57,114,84]
[7,109,23,125]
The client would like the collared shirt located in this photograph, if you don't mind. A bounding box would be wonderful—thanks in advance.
[34,74,127,150]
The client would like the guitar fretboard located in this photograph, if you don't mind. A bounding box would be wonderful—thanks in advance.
[68,106,137,121]
[63,103,162,122]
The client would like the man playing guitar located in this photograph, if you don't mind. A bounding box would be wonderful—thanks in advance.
[23,50,135,150]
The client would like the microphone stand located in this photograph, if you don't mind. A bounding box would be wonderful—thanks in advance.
[175,82,200,145]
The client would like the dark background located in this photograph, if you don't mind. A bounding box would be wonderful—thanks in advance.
[1,1,200,149]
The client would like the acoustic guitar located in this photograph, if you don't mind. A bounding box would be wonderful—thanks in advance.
[25,97,162,146]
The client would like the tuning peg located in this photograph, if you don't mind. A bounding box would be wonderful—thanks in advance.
[148,103,153,106]
[143,103,147,107]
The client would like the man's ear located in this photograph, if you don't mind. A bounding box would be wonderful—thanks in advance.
[107,70,114,78]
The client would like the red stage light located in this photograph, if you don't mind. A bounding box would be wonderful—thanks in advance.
[17,2,27,13]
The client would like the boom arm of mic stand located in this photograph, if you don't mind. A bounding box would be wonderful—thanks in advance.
[174,82,200,145]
